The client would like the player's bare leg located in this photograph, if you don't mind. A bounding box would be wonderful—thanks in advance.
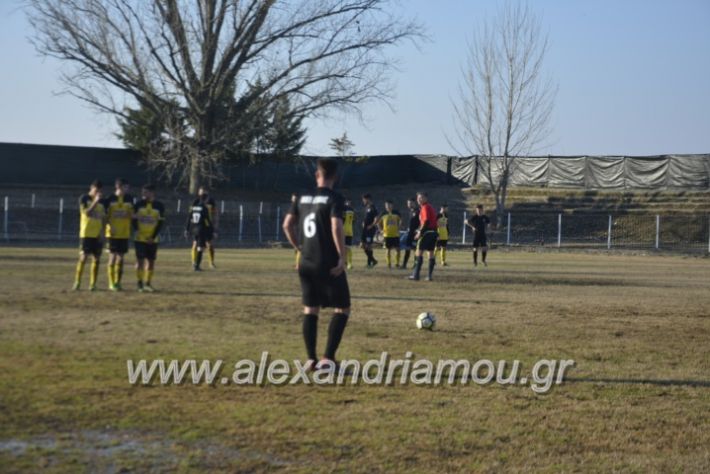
[206,241,216,269]
[115,253,125,289]
[107,252,118,290]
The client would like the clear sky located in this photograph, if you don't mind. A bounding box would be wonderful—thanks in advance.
[1,0,708,156]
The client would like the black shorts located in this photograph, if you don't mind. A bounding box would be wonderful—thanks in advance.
[193,231,209,248]
[345,236,353,246]
[203,227,214,242]
[473,234,488,248]
[385,237,400,249]
[135,241,158,261]
[80,237,102,257]
[361,229,376,245]
[107,238,129,255]
[437,239,448,248]
[299,270,351,309]
[417,230,438,252]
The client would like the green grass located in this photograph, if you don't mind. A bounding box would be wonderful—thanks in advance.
[1,247,709,472]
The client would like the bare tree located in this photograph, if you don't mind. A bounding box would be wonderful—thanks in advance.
[27,0,423,192]
[450,2,555,225]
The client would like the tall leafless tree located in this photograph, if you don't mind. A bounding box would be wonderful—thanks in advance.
[450,2,555,225]
[27,0,423,192]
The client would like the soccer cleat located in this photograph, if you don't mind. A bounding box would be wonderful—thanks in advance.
[407,275,419,281]
[425,276,433,281]
[89,285,97,292]
[210,263,217,269]
[72,282,80,291]
[193,264,202,272]
[114,283,123,291]
[483,261,488,267]
[137,281,144,292]
[371,259,378,268]
[142,284,155,293]
[109,284,119,292]
[346,263,353,270]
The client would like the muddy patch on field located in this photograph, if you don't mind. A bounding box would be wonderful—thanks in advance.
[0,429,289,472]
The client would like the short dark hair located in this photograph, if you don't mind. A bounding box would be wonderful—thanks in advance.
[317,158,338,180]
[115,178,128,187]
[417,191,428,198]
[143,183,156,192]
[407,197,416,202]
[362,193,372,200]
[385,199,393,204]
[91,179,103,189]
[199,185,209,193]
[476,204,484,209]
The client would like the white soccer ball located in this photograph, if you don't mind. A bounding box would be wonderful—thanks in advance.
[416,312,436,330]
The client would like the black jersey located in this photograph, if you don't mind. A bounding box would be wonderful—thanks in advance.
[363,204,378,229]
[186,201,212,234]
[289,187,345,275]
[468,214,490,236]
[407,207,420,233]
[192,197,216,228]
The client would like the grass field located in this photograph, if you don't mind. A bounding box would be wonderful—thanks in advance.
[1,247,709,473]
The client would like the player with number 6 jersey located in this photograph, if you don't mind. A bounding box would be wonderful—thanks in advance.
[283,158,351,371]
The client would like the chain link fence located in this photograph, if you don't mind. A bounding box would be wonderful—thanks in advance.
[1,193,709,253]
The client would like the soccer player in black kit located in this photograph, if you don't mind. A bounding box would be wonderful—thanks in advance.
[185,196,212,271]
[283,159,350,370]
[401,197,420,269]
[360,193,379,268]
[466,204,491,267]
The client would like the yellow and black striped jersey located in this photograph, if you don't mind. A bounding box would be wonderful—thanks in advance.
[437,213,449,240]
[343,206,355,237]
[104,194,134,239]
[379,210,402,238]
[78,194,106,239]
[133,199,165,243]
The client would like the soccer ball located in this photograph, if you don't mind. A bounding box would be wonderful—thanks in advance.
[416,312,436,330]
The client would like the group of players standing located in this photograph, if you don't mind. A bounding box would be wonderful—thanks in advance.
[342,193,491,280]
[72,178,220,292]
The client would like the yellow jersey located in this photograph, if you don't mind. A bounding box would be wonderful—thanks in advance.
[343,207,355,237]
[104,194,134,239]
[437,213,449,240]
[379,210,401,238]
[133,199,165,243]
[78,194,106,239]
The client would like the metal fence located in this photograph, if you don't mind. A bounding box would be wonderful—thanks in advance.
[2,194,709,253]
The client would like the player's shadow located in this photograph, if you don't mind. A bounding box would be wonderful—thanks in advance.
[565,376,710,388]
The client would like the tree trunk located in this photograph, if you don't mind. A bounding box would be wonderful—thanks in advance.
[189,158,200,194]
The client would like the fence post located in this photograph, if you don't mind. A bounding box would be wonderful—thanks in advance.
[58,198,64,241]
[462,211,467,244]
[258,201,263,243]
[3,196,8,241]
[557,213,562,248]
[506,212,511,246]
[275,206,281,241]
[655,215,660,250]
[239,204,244,242]
[177,199,181,213]
[607,215,612,249]
[31,193,36,209]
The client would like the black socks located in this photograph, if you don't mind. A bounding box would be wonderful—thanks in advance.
[302,314,318,361]
[324,313,349,361]
[473,250,478,265]
[428,258,435,279]
[413,256,424,279]
[303,313,350,361]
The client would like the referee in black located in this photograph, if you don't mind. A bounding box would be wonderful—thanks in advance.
[283,159,350,370]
